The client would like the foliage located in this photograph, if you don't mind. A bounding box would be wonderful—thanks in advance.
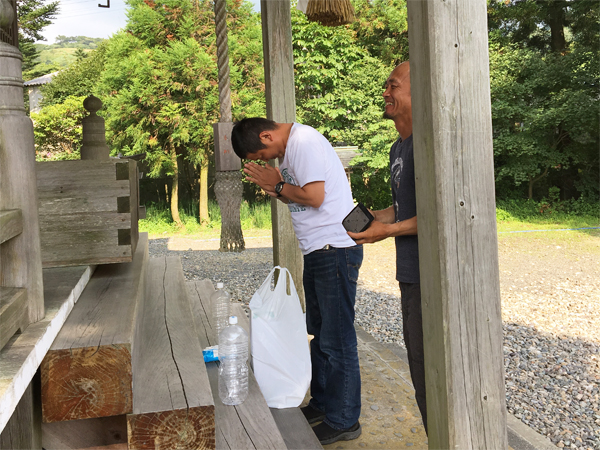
[93,0,264,225]
[31,95,86,160]
[488,0,599,201]
[17,0,59,76]
[496,198,600,230]
[52,35,105,49]
[41,42,108,106]
[350,0,409,66]
[139,200,272,235]
[291,7,398,209]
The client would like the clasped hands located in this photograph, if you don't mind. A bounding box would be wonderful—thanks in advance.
[243,162,283,198]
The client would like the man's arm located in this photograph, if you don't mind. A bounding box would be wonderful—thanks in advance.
[348,214,417,244]
[243,162,325,208]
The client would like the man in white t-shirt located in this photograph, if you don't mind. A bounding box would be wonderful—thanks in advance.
[231,118,363,445]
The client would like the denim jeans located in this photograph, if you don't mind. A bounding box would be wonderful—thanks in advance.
[304,245,363,430]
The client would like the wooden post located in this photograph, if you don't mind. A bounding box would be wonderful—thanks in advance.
[0,42,44,324]
[407,0,508,448]
[260,0,305,304]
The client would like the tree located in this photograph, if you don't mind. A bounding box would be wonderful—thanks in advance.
[31,95,86,160]
[488,0,599,200]
[17,0,59,77]
[97,0,264,227]
[292,7,398,209]
[41,42,108,106]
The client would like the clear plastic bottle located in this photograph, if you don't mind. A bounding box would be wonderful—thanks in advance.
[218,315,249,405]
[211,282,231,341]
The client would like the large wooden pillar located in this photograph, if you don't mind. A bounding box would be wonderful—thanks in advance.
[407,0,507,448]
[260,0,304,304]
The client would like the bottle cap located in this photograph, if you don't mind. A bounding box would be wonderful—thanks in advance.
[217,282,224,289]
[228,315,237,325]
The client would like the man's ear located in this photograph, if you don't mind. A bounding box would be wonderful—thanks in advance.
[259,130,273,142]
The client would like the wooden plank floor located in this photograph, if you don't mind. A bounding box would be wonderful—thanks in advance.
[186,280,322,450]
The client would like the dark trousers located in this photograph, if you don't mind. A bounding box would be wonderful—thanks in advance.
[399,282,428,434]
[304,245,364,430]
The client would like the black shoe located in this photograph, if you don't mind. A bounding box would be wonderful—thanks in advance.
[301,405,326,424]
[312,421,362,445]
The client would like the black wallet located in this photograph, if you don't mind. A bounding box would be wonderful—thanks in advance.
[342,203,374,233]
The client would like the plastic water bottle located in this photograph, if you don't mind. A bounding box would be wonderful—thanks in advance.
[218,316,249,405]
[211,282,231,341]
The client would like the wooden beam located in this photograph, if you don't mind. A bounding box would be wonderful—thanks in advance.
[0,209,23,244]
[127,257,214,450]
[260,0,305,306]
[41,234,148,423]
[0,287,28,350]
[36,160,139,268]
[0,265,93,434]
[406,0,507,448]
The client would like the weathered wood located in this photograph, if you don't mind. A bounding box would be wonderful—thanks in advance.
[260,0,305,307]
[0,42,45,324]
[41,233,148,423]
[0,209,22,244]
[128,257,214,450]
[36,159,139,268]
[186,280,318,450]
[407,0,508,448]
[270,408,322,450]
[0,373,42,450]
[0,265,93,434]
[42,414,127,450]
[0,287,28,350]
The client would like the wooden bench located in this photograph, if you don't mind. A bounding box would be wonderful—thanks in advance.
[186,280,322,450]
[128,256,214,449]
[41,233,149,423]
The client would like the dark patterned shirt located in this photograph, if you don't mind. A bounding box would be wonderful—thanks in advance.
[390,135,420,284]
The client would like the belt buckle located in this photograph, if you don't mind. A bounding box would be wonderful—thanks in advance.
[322,244,331,250]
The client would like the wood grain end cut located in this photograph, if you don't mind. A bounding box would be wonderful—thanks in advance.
[127,406,215,450]
[41,345,132,423]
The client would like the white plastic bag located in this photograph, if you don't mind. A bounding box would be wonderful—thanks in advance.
[249,266,311,409]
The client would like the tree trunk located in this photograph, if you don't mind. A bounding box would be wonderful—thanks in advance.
[199,159,209,224]
[546,1,567,53]
[170,147,182,227]
[528,166,550,199]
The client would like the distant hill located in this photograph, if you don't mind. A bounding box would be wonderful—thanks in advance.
[34,36,105,68]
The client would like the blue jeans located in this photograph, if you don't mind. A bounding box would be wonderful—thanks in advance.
[304,245,363,430]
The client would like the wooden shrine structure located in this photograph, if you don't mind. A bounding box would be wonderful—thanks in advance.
[0,0,507,448]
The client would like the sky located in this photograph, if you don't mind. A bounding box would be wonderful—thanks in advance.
[37,0,261,44]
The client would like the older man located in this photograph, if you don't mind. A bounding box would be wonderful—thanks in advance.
[349,61,428,434]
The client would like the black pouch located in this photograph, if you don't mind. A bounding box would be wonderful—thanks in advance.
[342,203,374,233]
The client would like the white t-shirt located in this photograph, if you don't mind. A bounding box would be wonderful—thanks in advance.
[279,123,356,254]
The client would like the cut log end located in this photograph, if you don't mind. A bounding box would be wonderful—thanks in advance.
[127,406,215,450]
[41,345,133,423]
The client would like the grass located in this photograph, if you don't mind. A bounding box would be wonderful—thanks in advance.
[140,198,599,239]
[495,198,599,233]
[139,200,272,238]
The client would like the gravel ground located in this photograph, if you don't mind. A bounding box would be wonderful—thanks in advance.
[148,228,600,449]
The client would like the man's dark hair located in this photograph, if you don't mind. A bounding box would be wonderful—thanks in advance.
[231,118,278,159]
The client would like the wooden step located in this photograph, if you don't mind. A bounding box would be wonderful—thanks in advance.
[0,209,23,245]
[0,264,94,434]
[186,280,321,450]
[127,257,214,450]
[40,233,149,423]
[0,287,28,351]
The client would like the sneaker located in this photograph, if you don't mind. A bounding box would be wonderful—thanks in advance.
[301,405,326,424]
[312,421,362,445]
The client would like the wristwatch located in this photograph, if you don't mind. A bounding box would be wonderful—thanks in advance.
[274,181,285,197]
